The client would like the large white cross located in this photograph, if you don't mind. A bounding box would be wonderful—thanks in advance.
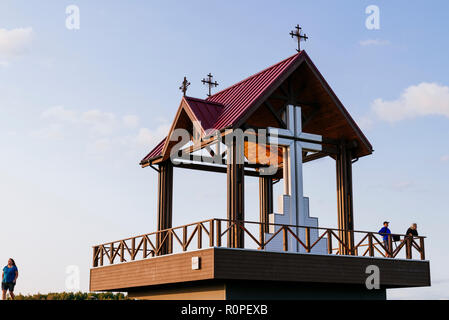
[267,105,323,251]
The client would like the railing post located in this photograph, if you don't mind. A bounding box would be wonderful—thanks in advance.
[93,246,99,267]
[120,241,125,262]
[183,226,187,251]
[368,233,374,257]
[131,238,136,261]
[197,224,202,249]
[209,220,214,247]
[168,229,173,254]
[237,220,244,249]
[327,230,332,254]
[99,246,104,266]
[387,234,393,258]
[233,222,238,248]
[420,237,425,260]
[143,237,147,259]
[259,223,265,250]
[283,226,288,252]
[216,220,221,247]
[156,230,163,256]
[305,227,311,253]
[110,243,114,264]
[350,231,357,255]
[406,236,412,259]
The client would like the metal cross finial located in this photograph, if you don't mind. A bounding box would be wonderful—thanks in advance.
[179,76,191,97]
[201,73,219,97]
[289,24,308,52]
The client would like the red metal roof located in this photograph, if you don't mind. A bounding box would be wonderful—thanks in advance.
[140,138,165,164]
[184,96,224,130]
[140,97,224,165]
[140,53,302,165]
[207,52,302,130]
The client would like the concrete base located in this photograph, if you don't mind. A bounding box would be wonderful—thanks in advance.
[128,280,386,300]
[128,281,225,300]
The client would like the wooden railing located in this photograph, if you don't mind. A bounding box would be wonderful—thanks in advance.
[92,219,426,267]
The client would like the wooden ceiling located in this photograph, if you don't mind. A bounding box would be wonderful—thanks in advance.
[244,60,372,159]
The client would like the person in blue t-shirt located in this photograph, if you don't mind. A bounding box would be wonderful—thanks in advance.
[378,221,392,257]
[2,258,18,300]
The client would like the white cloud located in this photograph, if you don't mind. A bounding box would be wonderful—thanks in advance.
[30,124,64,140]
[441,155,449,162]
[36,106,170,159]
[372,82,449,122]
[86,138,112,155]
[81,109,117,135]
[0,27,33,63]
[136,124,170,147]
[136,128,152,146]
[356,115,374,131]
[82,123,170,159]
[41,107,120,135]
[123,115,140,128]
[359,39,390,46]
[41,106,78,123]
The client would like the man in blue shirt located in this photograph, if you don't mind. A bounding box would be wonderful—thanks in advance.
[378,221,392,257]
[2,258,18,300]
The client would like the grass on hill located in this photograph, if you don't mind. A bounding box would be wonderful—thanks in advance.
[8,292,129,300]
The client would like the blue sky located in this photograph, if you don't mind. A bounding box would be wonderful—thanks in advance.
[1,0,448,299]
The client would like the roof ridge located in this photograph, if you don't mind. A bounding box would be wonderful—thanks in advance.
[206,52,302,100]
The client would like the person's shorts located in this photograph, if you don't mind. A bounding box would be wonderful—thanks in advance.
[1,282,15,292]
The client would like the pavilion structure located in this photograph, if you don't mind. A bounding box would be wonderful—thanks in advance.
[89,50,430,300]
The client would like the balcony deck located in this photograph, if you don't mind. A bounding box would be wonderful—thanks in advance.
[90,219,430,299]
[90,246,430,290]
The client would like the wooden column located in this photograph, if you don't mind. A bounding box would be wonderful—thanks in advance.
[259,176,273,233]
[227,139,245,248]
[336,142,355,255]
[157,161,173,255]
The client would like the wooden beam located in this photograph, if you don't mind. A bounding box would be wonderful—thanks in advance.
[269,94,319,108]
[303,106,321,128]
[270,94,289,101]
[180,135,219,156]
[227,139,245,248]
[264,101,287,128]
[175,154,227,165]
[288,78,293,101]
[336,141,355,255]
[303,152,328,163]
[157,161,173,255]
[172,162,262,177]
[279,83,289,99]
[259,177,273,234]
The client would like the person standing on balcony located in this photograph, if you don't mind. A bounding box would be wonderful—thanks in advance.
[2,258,18,300]
[379,221,392,256]
[406,223,418,237]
